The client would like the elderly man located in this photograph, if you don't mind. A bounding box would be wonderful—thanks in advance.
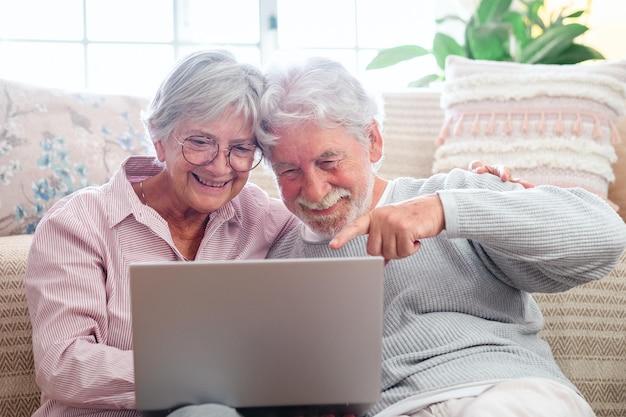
[168,57,626,417]
[250,56,626,417]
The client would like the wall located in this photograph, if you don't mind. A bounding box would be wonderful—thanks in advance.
[545,0,626,60]
[585,0,626,60]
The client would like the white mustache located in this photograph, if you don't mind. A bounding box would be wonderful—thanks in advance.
[296,188,351,210]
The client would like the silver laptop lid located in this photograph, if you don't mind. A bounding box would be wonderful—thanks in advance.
[130,257,384,415]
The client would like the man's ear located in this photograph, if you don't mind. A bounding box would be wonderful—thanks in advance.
[368,121,384,164]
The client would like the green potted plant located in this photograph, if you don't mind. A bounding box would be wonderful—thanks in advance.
[367,0,605,87]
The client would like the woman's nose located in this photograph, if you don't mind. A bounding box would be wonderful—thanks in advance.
[206,148,233,173]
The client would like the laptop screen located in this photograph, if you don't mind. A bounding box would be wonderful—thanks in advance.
[130,257,385,417]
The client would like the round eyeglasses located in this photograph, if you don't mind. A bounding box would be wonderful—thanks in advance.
[176,135,263,172]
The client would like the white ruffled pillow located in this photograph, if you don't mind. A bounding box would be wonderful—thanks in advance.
[433,56,626,201]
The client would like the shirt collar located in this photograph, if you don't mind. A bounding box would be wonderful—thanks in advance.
[107,155,241,229]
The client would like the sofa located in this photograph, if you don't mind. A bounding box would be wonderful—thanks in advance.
[1,63,625,417]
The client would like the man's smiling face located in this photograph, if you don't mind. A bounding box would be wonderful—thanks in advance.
[270,121,379,238]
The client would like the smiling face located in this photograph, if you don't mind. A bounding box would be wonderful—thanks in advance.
[154,106,255,216]
[270,121,384,238]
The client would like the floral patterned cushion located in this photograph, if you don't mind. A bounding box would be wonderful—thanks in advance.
[0,78,152,237]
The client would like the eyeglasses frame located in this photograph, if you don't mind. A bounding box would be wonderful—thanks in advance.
[175,135,263,172]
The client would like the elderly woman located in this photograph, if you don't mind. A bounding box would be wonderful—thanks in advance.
[24,50,298,417]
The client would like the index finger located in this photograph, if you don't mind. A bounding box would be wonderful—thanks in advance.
[329,214,371,250]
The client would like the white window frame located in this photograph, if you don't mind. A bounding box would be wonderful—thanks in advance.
[0,0,452,93]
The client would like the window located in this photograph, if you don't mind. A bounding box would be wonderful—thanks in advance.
[0,0,445,95]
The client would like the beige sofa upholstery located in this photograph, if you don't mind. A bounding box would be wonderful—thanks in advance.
[1,83,625,417]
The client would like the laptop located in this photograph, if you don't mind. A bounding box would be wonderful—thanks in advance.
[129,257,385,417]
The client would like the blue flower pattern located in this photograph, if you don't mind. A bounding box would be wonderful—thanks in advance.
[0,89,151,236]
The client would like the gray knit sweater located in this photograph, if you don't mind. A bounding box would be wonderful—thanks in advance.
[266,169,626,416]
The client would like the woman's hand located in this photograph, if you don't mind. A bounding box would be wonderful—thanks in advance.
[469,160,535,188]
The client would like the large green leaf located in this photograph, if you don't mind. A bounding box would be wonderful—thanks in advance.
[552,9,584,26]
[563,10,584,19]
[432,32,466,70]
[464,15,478,57]
[475,0,512,25]
[435,14,466,25]
[521,0,545,29]
[503,11,527,44]
[467,23,511,61]
[535,43,605,64]
[366,45,430,70]
[519,23,588,64]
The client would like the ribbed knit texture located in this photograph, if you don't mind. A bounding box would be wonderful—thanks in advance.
[267,169,626,416]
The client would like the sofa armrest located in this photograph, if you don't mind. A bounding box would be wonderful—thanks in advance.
[0,234,39,417]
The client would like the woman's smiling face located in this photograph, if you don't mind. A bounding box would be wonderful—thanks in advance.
[156,106,255,215]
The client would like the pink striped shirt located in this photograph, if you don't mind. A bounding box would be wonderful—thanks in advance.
[24,156,297,417]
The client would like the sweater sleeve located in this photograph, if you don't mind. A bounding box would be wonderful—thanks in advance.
[435,168,626,293]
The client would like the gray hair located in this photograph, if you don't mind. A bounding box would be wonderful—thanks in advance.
[256,56,384,162]
[142,49,264,143]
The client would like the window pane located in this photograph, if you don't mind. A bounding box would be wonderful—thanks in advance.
[178,45,261,68]
[356,0,436,48]
[277,0,356,48]
[358,49,439,90]
[178,0,259,44]
[271,48,358,73]
[0,0,84,40]
[86,0,173,42]
[87,44,175,96]
[0,42,85,90]
[0,1,447,94]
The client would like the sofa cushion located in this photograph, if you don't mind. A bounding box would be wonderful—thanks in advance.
[0,78,152,237]
[378,90,443,180]
[609,116,626,215]
[432,56,626,212]
[0,234,38,417]
[533,248,626,417]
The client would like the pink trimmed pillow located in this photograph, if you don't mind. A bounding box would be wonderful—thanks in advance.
[610,115,626,218]
[432,56,626,201]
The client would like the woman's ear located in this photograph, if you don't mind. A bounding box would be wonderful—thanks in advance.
[368,121,384,164]
[154,140,167,163]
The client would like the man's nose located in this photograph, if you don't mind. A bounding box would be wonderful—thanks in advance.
[301,171,330,203]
